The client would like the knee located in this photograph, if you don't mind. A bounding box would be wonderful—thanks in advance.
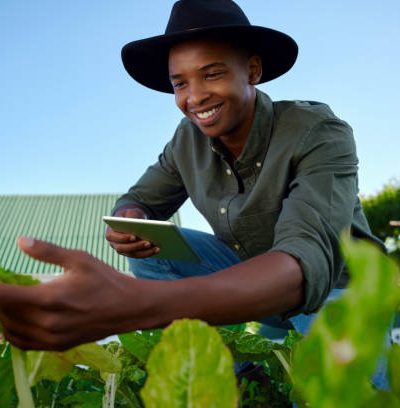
[127,257,180,280]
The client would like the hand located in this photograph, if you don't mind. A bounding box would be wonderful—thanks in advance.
[0,237,144,350]
[105,206,160,258]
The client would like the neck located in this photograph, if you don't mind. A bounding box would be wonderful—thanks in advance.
[219,93,257,158]
[219,138,245,160]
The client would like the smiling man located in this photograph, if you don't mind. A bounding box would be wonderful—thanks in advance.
[106,0,381,326]
[0,0,383,373]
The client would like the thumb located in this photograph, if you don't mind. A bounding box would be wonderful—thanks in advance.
[17,236,70,269]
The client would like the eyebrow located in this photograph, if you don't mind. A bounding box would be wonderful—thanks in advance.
[169,62,227,80]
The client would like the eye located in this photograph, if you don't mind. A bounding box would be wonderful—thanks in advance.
[171,80,186,90]
[205,71,225,80]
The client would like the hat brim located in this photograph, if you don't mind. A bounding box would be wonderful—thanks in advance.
[121,25,298,93]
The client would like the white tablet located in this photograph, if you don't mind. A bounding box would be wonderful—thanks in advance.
[103,216,201,263]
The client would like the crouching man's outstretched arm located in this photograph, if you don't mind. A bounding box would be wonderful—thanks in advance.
[0,236,304,351]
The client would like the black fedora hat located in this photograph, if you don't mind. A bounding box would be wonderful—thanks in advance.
[121,0,298,93]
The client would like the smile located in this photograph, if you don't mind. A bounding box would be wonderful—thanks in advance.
[194,105,222,120]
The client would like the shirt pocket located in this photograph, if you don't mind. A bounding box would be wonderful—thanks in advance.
[233,208,281,258]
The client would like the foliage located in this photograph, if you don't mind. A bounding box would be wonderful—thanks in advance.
[361,180,400,240]
[1,234,400,407]
[119,329,162,365]
[0,267,121,408]
[1,342,18,407]
[361,180,400,263]
[141,319,238,408]
[291,235,400,407]
[0,264,298,407]
[0,267,40,285]
[220,328,302,407]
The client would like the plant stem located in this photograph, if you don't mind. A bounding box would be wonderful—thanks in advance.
[11,346,35,408]
[103,373,117,408]
[28,351,44,386]
[50,382,60,408]
[272,349,293,381]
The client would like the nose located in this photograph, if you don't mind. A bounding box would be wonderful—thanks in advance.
[187,80,210,107]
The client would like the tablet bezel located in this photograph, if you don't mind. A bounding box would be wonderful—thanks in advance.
[103,216,201,263]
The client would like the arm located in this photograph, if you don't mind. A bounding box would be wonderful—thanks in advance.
[112,139,188,221]
[0,237,303,351]
[107,138,188,258]
[271,117,359,312]
[166,250,304,325]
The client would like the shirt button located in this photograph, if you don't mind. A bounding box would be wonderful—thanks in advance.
[234,244,240,251]
[220,207,227,214]
[226,169,232,176]
[256,162,262,168]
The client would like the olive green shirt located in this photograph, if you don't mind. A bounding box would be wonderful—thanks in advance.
[114,89,381,313]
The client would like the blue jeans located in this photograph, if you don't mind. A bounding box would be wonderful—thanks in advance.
[128,228,388,389]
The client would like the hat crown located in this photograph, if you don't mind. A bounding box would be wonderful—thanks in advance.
[165,0,250,34]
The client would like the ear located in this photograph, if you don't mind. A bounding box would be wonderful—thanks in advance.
[248,55,262,85]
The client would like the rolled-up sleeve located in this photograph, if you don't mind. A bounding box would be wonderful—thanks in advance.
[271,119,358,313]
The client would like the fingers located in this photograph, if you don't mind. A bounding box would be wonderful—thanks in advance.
[0,277,62,310]
[106,228,136,243]
[17,236,71,269]
[0,309,52,350]
[0,298,85,351]
[106,229,160,258]
[0,283,61,349]
[1,326,47,351]
[1,320,77,351]
[0,282,41,306]
[110,241,160,258]
[105,207,156,258]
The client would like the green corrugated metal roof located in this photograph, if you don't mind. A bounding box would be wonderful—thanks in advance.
[0,194,181,276]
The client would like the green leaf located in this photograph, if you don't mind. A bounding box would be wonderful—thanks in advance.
[119,329,162,364]
[116,381,145,408]
[0,343,17,407]
[0,266,40,286]
[362,390,400,407]
[292,237,400,408]
[389,344,400,398]
[26,342,121,385]
[141,319,238,408]
[219,326,297,405]
[283,330,303,350]
[222,323,247,332]
[218,327,286,362]
[112,345,147,407]
[59,390,103,407]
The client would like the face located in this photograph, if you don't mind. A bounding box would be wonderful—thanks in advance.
[168,39,261,149]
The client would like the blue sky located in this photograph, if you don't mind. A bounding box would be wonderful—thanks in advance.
[1,0,399,232]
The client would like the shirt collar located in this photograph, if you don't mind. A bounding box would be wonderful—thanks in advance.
[210,89,274,167]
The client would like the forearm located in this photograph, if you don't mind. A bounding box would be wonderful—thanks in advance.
[0,239,304,351]
[119,251,305,331]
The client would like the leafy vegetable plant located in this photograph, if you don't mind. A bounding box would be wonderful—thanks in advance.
[1,235,400,407]
[291,236,400,407]
[0,266,297,407]
[0,269,121,407]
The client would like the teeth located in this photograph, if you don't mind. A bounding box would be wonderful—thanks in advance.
[196,107,218,119]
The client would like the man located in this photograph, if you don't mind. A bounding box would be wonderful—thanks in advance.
[0,0,380,352]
